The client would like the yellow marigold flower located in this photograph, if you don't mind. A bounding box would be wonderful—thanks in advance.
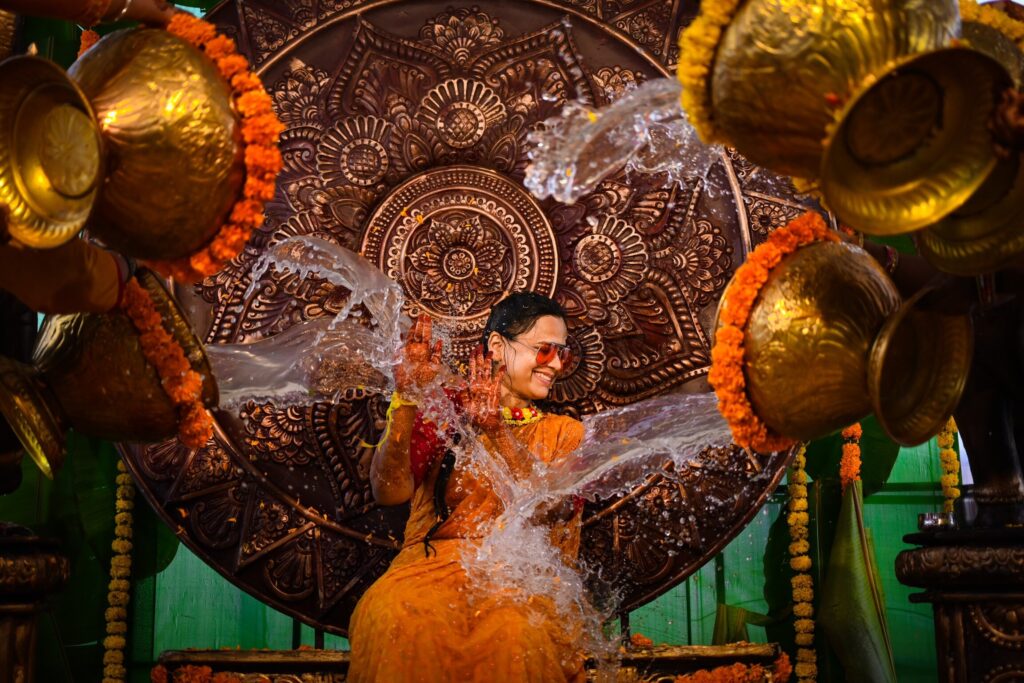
[794,618,815,633]
[795,661,817,678]
[788,483,807,499]
[103,649,124,665]
[114,524,133,539]
[103,635,126,650]
[108,591,129,607]
[790,556,812,572]
[111,539,133,554]
[115,499,134,512]
[941,474,959,488]
[937,433,954,449]
[793,602,814,618]
[112,556,132,569]
[107,621,128,635]
[793,587,814,603]
[115,473,134,487]
[105,607,127,621]
[796,647,817,662]
[792,574,813,589]
[789,497,808,512]
[787,512,809,527]
[111,565,130,580]
[103,664,127,678]
[109,579,130,593]
[795,633,814,646]
[789,470,808,485]
[114,512,132,526]
[789,540,810,556]
[789,524,809,541]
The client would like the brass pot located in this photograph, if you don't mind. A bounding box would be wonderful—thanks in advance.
[915,152,1024,275]
[0,55,103,249]
[709,0,960,180]
[0,269,217,478]
[820,47,1011,235]
[868,287,972,445]
[68,29,243,260]
[733,241,901,442]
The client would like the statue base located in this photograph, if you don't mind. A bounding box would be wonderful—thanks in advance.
[0,524,69,683]
[156,643,783,681]
[896,526,1024,682]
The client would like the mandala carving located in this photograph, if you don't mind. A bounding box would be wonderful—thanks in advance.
[122,0,811,635]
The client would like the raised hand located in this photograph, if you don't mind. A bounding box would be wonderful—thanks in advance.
[465,345,503,435]
[394,314,443,394]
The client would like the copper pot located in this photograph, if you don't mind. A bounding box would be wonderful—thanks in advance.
[0,269,217,478]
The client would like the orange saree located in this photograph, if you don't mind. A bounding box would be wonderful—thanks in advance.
[348,413,587,683]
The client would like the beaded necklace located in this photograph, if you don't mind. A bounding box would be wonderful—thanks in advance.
[501,405,544,426]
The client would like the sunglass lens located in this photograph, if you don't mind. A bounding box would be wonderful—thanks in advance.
[535,343,557,365]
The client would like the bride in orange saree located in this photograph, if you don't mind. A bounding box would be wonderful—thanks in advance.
[348,292,588,683]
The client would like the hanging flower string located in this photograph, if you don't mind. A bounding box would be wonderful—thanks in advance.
[120,277,213,448]
[152,12,283,283]
[672,652,792,682]
[938,417,961,513]
[787,446,817,682]
[839,423,862,492]
[709,212,840,452]
[102,461,134,683]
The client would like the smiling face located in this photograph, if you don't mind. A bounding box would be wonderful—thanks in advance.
[487,314,568,407]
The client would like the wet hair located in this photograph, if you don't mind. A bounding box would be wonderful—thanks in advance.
[422,292,567,557]
[479,290,567,347]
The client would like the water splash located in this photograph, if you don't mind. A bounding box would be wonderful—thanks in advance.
[524,78,722,205]
[207,236,406,408]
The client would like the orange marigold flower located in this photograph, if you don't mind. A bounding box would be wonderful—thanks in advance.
[217,54,250,80]
[629,632,654,648]
[151,665,169,683]
[774,652,793,682]
[237,89,274,117]
[203,34,237,61]
[79,29,100,57]
[168,13,217,45]
[172,665,214,683]
[841,423,863,440]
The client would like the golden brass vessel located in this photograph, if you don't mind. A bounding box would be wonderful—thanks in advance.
[0,269,217,478]
[0,55,102,249]
[962,19,1024,86]
[916,152,1024,275]
[738,241,901,442]
[868,287,972,445]
[68,29,243,260]
[707,0,1011,235]
[820,47,1010,235]
[709,0,960,180]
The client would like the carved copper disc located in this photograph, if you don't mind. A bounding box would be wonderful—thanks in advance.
[121,0,810,635]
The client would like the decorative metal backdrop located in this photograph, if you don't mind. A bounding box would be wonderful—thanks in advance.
[122,0,810,635]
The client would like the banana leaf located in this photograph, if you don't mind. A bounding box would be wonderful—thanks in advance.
[819,481,897,683]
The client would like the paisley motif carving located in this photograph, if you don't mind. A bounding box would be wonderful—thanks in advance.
[121,2,809,635]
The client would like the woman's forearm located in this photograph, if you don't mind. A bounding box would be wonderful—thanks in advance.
[369,405,416,505]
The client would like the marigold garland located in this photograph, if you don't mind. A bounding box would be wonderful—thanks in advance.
[709,212,840,452]
[630,632,654,649]
[79,29,100,57]
[103,461,134,683]
[839,423,862,492]
[937,417,961,513]
[787,446,817,682]
[121,277,213,448]
[153,12,284,283]
[676,0,745,145]
[149,663,255,683]
[673,652,793,682]
[961,0,1024,47]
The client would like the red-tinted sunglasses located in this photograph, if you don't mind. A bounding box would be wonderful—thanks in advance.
[503,335,574,368]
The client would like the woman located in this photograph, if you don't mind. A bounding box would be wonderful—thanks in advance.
[349,292,586,683]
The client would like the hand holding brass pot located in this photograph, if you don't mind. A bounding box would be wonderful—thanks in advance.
[0,269,217,478]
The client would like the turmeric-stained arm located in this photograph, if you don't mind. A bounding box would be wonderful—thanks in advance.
[370,314,443,505]
[369,405,416,505]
